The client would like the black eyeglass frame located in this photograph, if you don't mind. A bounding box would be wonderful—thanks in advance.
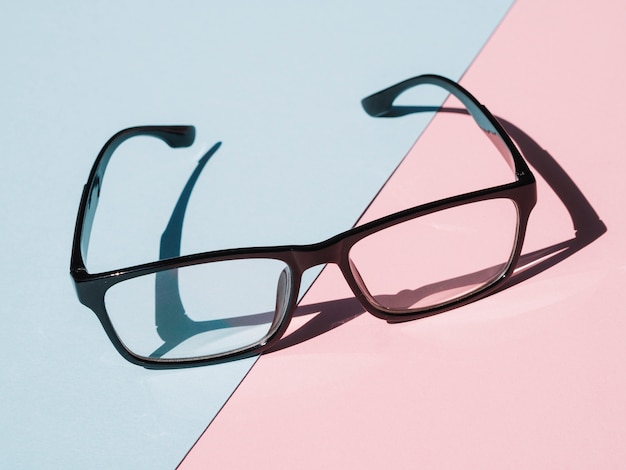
[70,75,536,368]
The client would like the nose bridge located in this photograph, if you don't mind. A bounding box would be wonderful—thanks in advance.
[293,238,345,273]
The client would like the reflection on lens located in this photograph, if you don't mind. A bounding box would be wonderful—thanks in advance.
[349,199,518,312]
[105,258,290,360]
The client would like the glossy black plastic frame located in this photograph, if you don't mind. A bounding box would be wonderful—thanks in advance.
[70,75,536,368]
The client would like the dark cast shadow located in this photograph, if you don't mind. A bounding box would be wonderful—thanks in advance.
[148,107,606,358]
[151,142,224,358]
[268,107,607,352]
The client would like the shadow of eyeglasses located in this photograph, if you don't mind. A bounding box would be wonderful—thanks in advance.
[270,108,607,352]
[150,106,606,358]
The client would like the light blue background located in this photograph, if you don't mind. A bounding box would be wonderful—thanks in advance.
[1,2,512,468]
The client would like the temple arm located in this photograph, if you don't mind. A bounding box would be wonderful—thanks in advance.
[70,125,195,273]
[362,74,496,133]
[361,74,533,177]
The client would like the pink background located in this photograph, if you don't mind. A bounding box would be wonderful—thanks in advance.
[181,1,626,468]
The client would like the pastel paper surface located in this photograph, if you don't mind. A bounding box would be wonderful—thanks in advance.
[180,1,626,468]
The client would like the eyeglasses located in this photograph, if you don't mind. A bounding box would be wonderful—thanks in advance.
[70,74,536,368]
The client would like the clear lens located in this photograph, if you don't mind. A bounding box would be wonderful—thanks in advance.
[349,199,518,312]
[105,258,291,360]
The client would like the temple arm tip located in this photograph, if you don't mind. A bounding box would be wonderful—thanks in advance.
[361,92,392,117]
[160,125,196,148]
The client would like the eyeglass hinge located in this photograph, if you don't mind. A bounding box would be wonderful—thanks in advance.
[70,266,89,281]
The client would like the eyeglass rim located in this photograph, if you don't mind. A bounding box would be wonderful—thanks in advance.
[70,74,537,368]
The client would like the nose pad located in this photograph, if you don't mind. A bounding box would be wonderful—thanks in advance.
[348,258,368,294]
[275,267,292,320]
[347,258,378,307]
